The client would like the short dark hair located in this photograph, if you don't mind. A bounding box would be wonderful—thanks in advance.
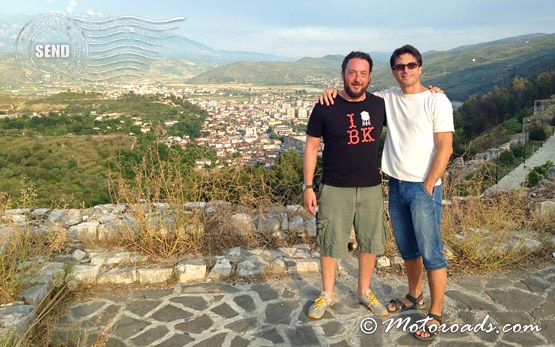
[342,51,373,73]
[390,44,422,69]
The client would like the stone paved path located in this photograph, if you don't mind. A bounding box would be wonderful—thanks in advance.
[54,253,555,347]
[486,133,555,194]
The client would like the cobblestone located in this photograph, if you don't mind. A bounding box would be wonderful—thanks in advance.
[49,254,554,346]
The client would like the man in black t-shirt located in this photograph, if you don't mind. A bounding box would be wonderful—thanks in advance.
[303,51,388,319]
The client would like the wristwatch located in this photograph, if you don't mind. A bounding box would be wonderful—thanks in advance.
[302,184,314,191]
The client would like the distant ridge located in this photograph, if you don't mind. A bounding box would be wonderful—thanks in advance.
[449,33,548,51]
[418,33,555,100]
[0,11,553,100]
[185,56,344,85]
[184,33,555,101]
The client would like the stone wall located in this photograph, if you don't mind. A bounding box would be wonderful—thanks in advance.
[0,202,328,335]
[1,197,552,335]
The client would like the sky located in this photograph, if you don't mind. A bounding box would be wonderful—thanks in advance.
[3,0,555,58]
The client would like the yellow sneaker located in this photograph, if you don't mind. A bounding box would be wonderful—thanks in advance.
[308,291,334,319]
[359,289,388,316]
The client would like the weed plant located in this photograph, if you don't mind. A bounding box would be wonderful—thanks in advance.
[441,165,552,270]
[2,143,553,345]
[107,143,296,258]
[0,182,68,305]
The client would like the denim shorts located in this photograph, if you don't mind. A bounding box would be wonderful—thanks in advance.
[316,184,387,258]
[387,177,448,270]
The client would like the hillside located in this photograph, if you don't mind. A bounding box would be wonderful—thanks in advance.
[2,33,554,100]
[0,52,210,92]
[415,33,555,101]
[186,33,555,101]
[0,92,206,139]
[0,134,135,207]
[186,55,345,85]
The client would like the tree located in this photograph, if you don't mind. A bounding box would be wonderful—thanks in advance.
[270,150,304,204]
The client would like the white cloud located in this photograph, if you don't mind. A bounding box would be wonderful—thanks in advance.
[8,0,555,58]
[85,8,103,16]
[67,0,77,14]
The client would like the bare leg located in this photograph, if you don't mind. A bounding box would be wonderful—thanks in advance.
[388,257,424,311]
[321,255,337,300]
[405,257,425,300]
[415,267,447,338]
[357,252,376,297]
[427,268,446,316]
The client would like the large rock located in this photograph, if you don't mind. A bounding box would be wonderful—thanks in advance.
[71,264,101,283]
[229,213,254,235]
[207,258,232,281]
[176,259,207,283]
[0,302,35,332]
[137,267,173,284]
[48,209,82,227]
[287,258,319,273]
[20,284,49,307]
[288,215,305,234]
[97,267,137,284]
[2,209,30,222]
[532,200,555,218]
[237,255,268,277]
[68,221,100,241]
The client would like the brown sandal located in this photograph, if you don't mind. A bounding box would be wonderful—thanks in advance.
[388,293,425,313]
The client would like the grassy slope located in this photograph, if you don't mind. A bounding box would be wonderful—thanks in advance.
[0,135,135,207]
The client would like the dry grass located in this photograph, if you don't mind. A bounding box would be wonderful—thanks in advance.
[0,183,69,305]
[441,166,554,271]
[106,145,554,270]
[0,266,78,347]
[107,144,302,258]
[40,312,115,347]
[0,182,76,346]
[0,266,112,347]
[529,208,555,235]
[2,146,553,344]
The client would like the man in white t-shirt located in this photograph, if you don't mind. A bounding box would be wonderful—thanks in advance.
[380,44,453,341]
[319,45,454,341]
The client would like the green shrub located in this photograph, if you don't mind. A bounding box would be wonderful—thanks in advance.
[498,150,515,165]
[526,160,553,187]
[528,126,547,141]
[503,118,522,134]
[511,142,525,158]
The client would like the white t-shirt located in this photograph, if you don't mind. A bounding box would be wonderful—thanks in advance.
[375,87,454,184]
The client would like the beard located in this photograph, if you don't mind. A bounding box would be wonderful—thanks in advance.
[343,81,369,99]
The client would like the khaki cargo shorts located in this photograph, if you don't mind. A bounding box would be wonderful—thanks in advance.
[316,184,387,258]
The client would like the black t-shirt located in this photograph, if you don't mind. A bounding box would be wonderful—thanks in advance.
[306,92,385,187]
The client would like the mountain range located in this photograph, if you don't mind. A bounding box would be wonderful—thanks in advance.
[0,14,554,101]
